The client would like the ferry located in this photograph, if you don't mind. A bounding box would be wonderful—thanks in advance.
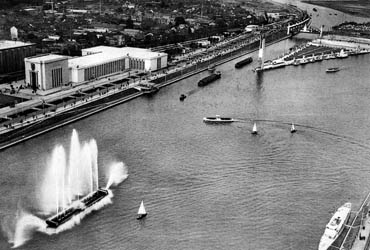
[318,202,352,250]
[45,188,109,228]
[326,67,340,73]
[198,71,221,87]
[203,115,235,123]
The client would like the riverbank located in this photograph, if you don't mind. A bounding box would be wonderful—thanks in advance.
[302,0,370,18]
[0,28,297,150]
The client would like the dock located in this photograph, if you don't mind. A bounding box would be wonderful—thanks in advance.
[255,35,370,72]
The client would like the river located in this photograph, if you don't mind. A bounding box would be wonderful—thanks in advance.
[1,12,370,250]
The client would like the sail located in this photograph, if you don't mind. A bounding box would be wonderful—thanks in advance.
[253,123,257,132]
[291,124,295,131]
[138,201,146,215]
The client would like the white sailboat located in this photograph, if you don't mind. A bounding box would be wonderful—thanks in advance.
[137,200,147,220]
[291,123,297,133]
[251,123,258,135]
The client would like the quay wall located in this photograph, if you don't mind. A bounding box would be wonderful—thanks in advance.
[0,29,291,150]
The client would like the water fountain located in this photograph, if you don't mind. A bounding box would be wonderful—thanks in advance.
[3,129,128,248]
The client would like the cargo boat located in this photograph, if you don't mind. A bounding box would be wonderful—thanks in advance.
[198,71,221,87]
[235,57,253,68]
[45,188,109,228]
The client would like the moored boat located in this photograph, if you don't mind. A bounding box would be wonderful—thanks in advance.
[326,67,340,73]
[235,57,253,68]
[198,71,221,87]
[318,202,352,250]
[135,83,159,94]
[137,200,147,220]
[203,115,235,123]
[336,49,348,58]
[208,64,216,72]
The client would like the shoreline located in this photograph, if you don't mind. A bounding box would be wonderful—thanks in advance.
[302,0,370,18]
[0,30,295,151]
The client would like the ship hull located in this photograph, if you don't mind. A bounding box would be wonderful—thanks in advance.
[45,188,110,229]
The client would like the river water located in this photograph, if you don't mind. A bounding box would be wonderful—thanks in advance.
[1,13,370,250]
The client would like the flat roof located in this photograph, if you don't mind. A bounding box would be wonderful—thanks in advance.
[0,40,34,50]
[82,46,167,60]
[68,51,127,69]
[26,54,69,64]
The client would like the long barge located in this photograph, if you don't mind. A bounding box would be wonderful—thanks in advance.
[46,188,109,228]
[198,71,221,87]
[235,57,253,68]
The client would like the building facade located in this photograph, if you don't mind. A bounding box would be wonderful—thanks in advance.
[0,40,36,75]
[24,55,69,91]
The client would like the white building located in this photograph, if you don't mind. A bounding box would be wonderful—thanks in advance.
[24,54,69,91]
[82,46,167,72]
[24,46,168,90]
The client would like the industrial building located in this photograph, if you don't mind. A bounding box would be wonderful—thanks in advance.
[0,40,36,81]
[24,46,168,91]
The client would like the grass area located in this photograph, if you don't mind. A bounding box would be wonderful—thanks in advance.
[302,0,370,17]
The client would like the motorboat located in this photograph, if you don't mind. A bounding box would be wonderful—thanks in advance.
[203,115,235,123]
[179,94,187,101]
[326,67,340,73]
[318,203,352,250]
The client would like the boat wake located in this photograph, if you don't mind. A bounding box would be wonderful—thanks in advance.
[234,117,370,150]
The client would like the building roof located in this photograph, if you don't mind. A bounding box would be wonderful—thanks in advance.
[68,50,127,69]
[0,40,34,50]
[82,46,167,60]
[25,54,69,64]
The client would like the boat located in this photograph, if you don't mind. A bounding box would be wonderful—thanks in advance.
[203,115,235,123]
[45,188,109,228]
[179,94,187,101]
[336,49,348,58]
[235,57,253,68]
[326,67,340,73]
[137,200,147,220]
[198,71,221,87]
[318,202,352,250]
[135,83,159,95]
[208,64,216,72]
[313,7,317,12]
[251,123,258,135]
[290,123,297,133]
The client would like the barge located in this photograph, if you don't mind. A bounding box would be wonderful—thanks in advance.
[198,71,221,87]
[45,188,109,228]
[235,57,253,68]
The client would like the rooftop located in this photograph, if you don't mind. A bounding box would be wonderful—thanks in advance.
[0,40,34,50]
[82,46,166,60]
[26,54,69,64]
[68,51,127,69]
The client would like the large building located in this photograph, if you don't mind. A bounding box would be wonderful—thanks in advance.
[81,46,167,72]
[24,46,168,90]
[0,40,36,78]
[25,54,69,91]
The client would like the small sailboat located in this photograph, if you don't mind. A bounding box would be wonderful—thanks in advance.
[137,200,147,220]
[290,123,297,133]
[251,123,258,135]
